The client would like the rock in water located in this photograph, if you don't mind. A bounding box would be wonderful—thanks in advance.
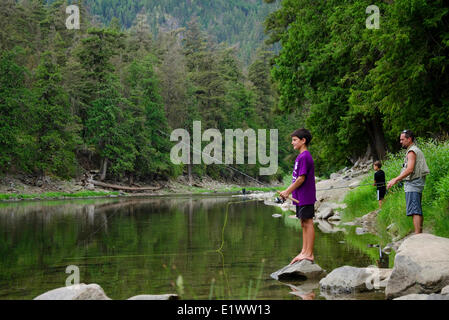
[34,284,111,300]
[271,260,326,281]
[319,266,392,294]
[385,233,449,299]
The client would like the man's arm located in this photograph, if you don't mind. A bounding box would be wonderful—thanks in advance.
[279,175,305,199]
[387,151,416,189]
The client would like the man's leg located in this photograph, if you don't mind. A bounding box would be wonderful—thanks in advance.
[413,214,423,234]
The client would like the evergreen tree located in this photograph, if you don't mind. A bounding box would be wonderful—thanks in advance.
[30,51,81,178]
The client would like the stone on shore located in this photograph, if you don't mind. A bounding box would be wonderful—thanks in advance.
[127,294,179,300]
[315,202,347,220]
[319,266,392,294]
[34,284,111,300]
[271,259,326,281]
[385,233,449,299]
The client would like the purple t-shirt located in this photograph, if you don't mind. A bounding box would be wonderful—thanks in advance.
[292,150,316,206]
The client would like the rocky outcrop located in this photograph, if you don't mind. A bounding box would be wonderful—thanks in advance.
[319,266,392,295]
[271,259,326,281]
[385,233,449,299]
[34,284,111,300]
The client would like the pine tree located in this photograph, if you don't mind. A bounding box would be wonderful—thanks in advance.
[30,51,81,178]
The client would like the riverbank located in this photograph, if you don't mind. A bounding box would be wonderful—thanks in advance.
[0,173,285,202]
[343,139,449,239]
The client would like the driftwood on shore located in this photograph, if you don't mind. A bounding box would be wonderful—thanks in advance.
[91,180,163,192]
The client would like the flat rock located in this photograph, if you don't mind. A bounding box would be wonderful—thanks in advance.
[34,284,111,300]
[319,266,392,294]
[127,294,179,300]
[385,233,449,299]
[271,260,326,281]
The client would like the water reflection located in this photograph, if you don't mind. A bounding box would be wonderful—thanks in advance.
[0,196,380,300]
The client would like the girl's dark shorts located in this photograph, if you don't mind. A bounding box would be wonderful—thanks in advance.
[296,204,315,220]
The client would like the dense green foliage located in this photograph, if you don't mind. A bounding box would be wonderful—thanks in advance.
[0,0,295,183]
[265,0,449,175]
[45,0,280,65]
[344,139,449,238]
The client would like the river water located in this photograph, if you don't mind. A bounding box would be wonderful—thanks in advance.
[0,195,385,300]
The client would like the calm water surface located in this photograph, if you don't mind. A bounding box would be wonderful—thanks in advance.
[0,195,384,300]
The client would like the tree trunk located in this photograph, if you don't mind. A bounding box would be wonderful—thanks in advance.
[187,163,192,186]
[100,157,108,181]
[366,114,386,160]
[91,180,163,191]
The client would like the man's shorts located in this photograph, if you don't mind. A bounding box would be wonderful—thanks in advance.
[296,204,315,220]
[405,192,423,216]
[377,188,387,201]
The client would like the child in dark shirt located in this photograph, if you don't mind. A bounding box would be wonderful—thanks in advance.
[373,160,386,209]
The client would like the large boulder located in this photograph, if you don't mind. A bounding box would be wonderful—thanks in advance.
[34,284,111,300]
[319,266,392,294]
[385,233,449,299]
[271,260,326,281]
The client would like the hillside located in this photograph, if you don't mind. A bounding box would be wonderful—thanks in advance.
[75,0,279,65]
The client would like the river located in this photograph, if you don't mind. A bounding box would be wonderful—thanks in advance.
[0,195,385,300]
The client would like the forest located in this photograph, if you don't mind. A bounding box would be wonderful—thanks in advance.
[1,0,449,184]
[265,0,449,173]
[0,0,296,185]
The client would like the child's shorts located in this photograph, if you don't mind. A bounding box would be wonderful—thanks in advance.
[377,188,386,201]
[296,204,315,220]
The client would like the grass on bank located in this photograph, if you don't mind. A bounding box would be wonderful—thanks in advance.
[343,138,449,239]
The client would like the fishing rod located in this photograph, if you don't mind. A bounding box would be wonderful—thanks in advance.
[158,129,393,199]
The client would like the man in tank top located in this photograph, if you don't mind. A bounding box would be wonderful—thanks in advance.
[387,130,430,234]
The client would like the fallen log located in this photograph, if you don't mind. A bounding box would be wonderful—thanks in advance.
[91,180,164,192]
